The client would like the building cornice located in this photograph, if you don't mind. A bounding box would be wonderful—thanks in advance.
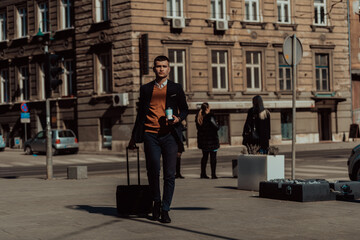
[205,41,235,46]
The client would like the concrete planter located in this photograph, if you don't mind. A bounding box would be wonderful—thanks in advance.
[237,155,285,191]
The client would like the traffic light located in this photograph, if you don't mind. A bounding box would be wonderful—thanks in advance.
[45,53,64,98]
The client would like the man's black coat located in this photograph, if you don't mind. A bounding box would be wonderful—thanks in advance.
[132,80,188,143]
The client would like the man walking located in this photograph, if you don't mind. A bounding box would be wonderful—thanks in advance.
[128,55,188,223]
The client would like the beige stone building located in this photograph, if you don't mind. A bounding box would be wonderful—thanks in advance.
[0,0,353,152]
[350,0,360,126]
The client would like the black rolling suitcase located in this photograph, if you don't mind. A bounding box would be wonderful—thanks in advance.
[116,147,152,216]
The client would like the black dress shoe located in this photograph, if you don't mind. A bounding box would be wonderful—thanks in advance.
[152,201,161,221]
[211,175,218,179]
[160,210,171,223]
[200,174,209,179]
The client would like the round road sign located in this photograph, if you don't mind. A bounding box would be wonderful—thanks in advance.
[283,35,303,65]
[21,102,29,113]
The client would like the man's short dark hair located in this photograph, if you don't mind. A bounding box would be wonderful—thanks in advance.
[153,55,170,66]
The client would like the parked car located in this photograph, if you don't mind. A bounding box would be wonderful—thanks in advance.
[347,144,360,180]
[102,128,112,149]
[0,134,5,151]
[24,129,79,155]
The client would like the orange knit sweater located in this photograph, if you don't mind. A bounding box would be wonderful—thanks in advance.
[144,85,167,134]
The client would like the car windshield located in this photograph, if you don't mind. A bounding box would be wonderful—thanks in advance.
[58,130,75,138]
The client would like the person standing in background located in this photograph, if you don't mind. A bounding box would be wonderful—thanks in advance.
[242,95,271,154]
[195,103,220,179]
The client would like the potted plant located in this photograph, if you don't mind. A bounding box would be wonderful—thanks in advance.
[237,145,285,191]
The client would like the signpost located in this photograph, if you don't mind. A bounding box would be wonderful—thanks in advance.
[20,112,30,123]
[283,35,303,179]
[20,102,29,142]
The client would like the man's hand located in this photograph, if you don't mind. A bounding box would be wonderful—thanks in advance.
[128,138,136,150]
[168,115,180,125]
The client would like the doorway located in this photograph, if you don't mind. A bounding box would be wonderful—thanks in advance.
[318,109,332,141]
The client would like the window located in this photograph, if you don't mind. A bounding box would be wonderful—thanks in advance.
[0,12,6,41]
[95,0,108,22]
[211,0,226,20]
[101,118,112,149]
[246,51,261,91]
[0,69,9,103]
[60,0,73,29]
[98,53,111,93]
[19,66,29,101]
[245,0,259,22]
[64,60,74,96]
[214,114,230,144]
[17,7,27,37]
[315,53,329,91]
[314,0,326,25]
[35,131,45,139]
[38,2,49,32]
[281,110,292,140]
[167,0,183,18]
[169,49,186,90]
[277,0,290,23]
[211,50,228,90]
[278,52,292,90]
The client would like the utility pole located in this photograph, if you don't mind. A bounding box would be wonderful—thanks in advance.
[44,43,53,180]
[291,34,297,180]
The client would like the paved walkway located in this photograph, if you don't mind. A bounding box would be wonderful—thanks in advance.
[0,141,360,239]
[0,174,359,239]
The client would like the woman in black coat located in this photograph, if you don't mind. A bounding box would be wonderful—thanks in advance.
[196,103,220,179]
[242,95,271,154]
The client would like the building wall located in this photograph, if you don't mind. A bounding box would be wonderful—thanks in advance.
[0,0,77,147]
[350,0,360,124]
[125,0,351,148]
[350,0,360,70]
[0,0,353,152]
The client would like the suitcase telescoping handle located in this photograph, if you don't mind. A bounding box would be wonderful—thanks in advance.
[126,146,141,186]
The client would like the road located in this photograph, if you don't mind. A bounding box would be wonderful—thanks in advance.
[0,146,351,180]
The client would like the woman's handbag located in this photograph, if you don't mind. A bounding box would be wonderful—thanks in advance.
[243,120,259,145]
[250,124,259,141]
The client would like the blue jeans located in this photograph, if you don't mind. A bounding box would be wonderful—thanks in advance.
[143,132,178,211]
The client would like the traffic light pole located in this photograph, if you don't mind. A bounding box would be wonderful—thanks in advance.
[44,44,53,180]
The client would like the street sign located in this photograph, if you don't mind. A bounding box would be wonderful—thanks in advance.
[283,35,303,65]
[21,112,30,123]
[20,102,29,113]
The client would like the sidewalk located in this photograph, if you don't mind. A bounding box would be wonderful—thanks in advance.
[1,140,360,240]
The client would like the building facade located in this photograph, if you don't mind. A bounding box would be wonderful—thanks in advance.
[350,0,360,125]
[0,0,76,149]
[0,0,353,152]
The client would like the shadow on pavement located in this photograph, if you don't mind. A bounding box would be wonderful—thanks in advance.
[1,176,19,179]
[49,219,121,240]
[67,205,240,239]
[68,205,119,217]
[215,186,238,190]
[171,207,211,210]
[67,205,152,220]
[129,218,242,240]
